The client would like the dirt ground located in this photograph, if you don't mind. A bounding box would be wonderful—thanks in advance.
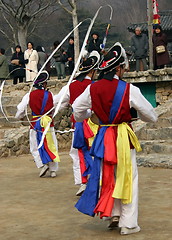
[0,152,171,240]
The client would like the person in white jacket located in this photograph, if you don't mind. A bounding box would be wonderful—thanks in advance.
[24,42,39,82]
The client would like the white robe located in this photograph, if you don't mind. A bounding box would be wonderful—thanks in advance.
[72,76,157,228]
[53,76,92,185]
[24,49,38,82]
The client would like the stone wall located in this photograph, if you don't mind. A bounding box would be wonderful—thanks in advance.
[1,70,172,158]
[0,78,72,157]
[123,68,172,105]
[156,81,172,104]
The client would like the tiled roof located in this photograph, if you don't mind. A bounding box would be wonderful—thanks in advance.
[128,10,172,32]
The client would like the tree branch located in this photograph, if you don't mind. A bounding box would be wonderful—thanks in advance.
[58,0,72,15]
[30,1,52,18]
[68,0,75,9]
[0,28,14,44]
[0,9,15,32]
[0,0,16,17]
[28,8,46,34]
[18,0,32,20]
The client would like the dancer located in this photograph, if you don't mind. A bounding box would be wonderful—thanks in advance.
[15,71,60,178]
[54,51,100,195]
[72,42,157,235]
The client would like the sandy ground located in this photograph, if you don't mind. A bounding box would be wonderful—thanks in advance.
[0,152,171,240]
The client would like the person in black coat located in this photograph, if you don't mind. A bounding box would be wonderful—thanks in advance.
[11,45,26,84]
[67,37,75,75]
[88,32,102,53]
[152,24,170,70]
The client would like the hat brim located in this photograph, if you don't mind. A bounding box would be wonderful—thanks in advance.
[34,70,49,86]
[98,43,122,71]
[78,50,100,73]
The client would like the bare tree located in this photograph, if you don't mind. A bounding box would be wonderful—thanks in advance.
[0,0,57,51]
[58,0,80,63]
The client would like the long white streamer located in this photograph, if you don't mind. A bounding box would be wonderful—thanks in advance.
[0,5,114,136]
[38,6,103,149]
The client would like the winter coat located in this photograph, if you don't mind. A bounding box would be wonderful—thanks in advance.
[152,32,170,67]
[67,44,74,60]
[131,33,148,59]
[0,55,9,79]
[24,49,38,82]
[88,38,102,53]
[37,51,47,69]
[11,51,25,78]
[53,48,67,63]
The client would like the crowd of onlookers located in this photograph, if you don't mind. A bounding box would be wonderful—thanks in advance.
[0,26,171,85]
[0,36,76,84]
[130,24,171,71]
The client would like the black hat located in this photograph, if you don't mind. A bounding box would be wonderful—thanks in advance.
[153,24,162,30]
[91,32,99,37]
[98,42,127,72]
[33,70,49,88]
[78,50,100,73]
[75,51,100,81]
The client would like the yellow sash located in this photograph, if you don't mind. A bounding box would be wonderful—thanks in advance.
[33,115,60,162]
[87,118,99,147]
[101,122,142,204]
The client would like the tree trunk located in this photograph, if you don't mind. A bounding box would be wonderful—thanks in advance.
[17,25,27,52]
[71,0,79,65]
[147,0,153,70]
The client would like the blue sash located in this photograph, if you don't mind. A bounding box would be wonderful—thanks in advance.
[73,122,93,176]
[33,91,53,164]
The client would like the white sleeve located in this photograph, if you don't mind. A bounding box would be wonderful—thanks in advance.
[15,93,29,119]
[72,85,92,122]
[130,84,158,122]
[53,85,70,111]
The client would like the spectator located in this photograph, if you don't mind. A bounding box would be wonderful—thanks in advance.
[152,24,170,70]
[53,41,67,79]
[36,46,47,70]
[67,37,74,75]
[24,42,39,82]
[88,32,102,53]
[11,45,25,85]
[0,48,9,83]
[131,27,148,71]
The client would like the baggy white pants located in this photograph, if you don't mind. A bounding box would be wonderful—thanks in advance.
[69,133,81,185]
[29,128,59,172]
[111,149,139,228]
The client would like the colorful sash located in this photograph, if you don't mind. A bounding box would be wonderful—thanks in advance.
[73,119,98,182]
[33,91,60,164]
[75,80,141,218]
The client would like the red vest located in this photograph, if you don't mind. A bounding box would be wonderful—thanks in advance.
[69,79,91,104]
[90,78,132,124]
[69,79,91,125]
[29,89,54,128]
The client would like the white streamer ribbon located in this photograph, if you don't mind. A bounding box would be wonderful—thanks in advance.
[38,6,104,149]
